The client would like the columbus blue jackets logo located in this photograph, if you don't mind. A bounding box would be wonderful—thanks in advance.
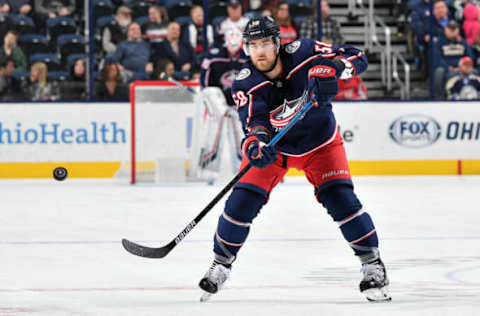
[220,70,238,89]
[389,114,441,148]
[285,40,301,54]
[270,91,308,129]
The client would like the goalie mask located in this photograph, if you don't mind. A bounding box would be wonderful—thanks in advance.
[225,27,243,54]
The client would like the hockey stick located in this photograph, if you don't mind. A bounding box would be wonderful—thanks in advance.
[122,100,315,258]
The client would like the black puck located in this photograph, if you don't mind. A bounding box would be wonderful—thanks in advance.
[53,167,68,181]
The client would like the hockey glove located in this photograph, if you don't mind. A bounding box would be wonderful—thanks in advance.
[332,57,355,80]
[244,136,277,169]
[308,60,339,103]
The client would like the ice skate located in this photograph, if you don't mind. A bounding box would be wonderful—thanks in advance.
[198,260,231,302]
[359,258,391,302]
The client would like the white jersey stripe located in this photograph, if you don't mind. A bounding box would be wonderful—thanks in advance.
[337,209,365,227]
[286,54,324,80]
[222,212,251,227]
[350,229,376,245]
[215,231,244,247]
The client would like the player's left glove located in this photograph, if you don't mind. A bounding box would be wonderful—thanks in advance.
[332,57,355,80]
[308,59,339,103]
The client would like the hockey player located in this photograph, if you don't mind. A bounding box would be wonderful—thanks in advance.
[195,28,248,184]
[198,16,391,302]
[200,27,248,106]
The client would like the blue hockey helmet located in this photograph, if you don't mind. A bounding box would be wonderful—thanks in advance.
[242,16,280,56]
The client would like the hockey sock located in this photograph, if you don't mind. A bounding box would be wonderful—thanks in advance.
[318,185,379,256]
[213,188,265,260]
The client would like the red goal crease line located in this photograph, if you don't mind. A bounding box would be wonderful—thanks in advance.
[0,160,479,178]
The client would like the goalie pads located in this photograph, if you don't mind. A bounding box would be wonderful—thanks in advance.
[193,87,244,183]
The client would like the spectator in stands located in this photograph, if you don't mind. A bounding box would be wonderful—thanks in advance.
[61,57,86,99]
[0,30,27,72]
[0,0,8,13]
[35,0,75,21]
[261,9,272,17]
[462,4,480,45]
[1,56,21,99]
[273,2,297,45]
[143,5,168,44]
[411,0,451,47]
[411,0,453,73]
[335,76,368,100]
[151,58,175,80]
[0,0,32,15]
[446,56,480,99]
[95,62,129,100]
[183,6,214,56]
[0,57,8,97]
[24,61,59,101]
[452,0,480,21]
[218,0,250,35]
[241,0,279,13]
[470,25,480,64]
[433,20,473,98]
[299,0,344,44]
[0,13,12,47]
[152,22,194,73]
[112,0,162,5]
[103,6,132,55]
[391,0,410,37]
[106,22,153,74]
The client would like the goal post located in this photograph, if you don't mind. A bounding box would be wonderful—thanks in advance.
[120,80,202,184]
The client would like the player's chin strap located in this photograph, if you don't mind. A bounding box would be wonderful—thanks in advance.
[261,51,280,74]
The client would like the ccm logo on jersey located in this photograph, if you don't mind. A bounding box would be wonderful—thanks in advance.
[308,65,336,80]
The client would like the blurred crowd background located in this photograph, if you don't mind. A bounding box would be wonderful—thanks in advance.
[1,0,479,101]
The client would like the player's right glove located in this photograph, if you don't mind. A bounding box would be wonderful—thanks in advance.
[243,135,277,169]
[307,60,340,103]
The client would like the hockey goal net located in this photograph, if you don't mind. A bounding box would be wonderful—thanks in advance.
[116,80,202,184]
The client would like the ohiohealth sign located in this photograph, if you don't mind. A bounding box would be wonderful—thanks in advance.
[0,103,130,162]
[0,122,126,145]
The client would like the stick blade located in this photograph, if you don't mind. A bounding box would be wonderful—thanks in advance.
[121,238,171,259]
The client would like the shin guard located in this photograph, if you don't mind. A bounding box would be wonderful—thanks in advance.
[213,188,266,261]
[318,185,379,257]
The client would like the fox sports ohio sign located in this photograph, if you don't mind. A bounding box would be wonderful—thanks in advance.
[389,114,442,148]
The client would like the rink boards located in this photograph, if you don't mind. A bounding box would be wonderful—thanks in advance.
[0,101,479,178]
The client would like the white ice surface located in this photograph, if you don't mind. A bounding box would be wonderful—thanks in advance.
[1,176,479,315]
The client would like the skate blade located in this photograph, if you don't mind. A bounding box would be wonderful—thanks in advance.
[363,286,392,302]
[200,292,212,302]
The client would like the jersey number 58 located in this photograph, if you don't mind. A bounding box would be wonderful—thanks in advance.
[233,91,248,109]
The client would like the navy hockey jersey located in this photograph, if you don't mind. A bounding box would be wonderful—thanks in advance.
[231,38,368,156]
[446,73,480,100]
[200,46,247,106]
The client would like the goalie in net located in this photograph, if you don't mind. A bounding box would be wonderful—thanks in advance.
[196,28,248,184]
